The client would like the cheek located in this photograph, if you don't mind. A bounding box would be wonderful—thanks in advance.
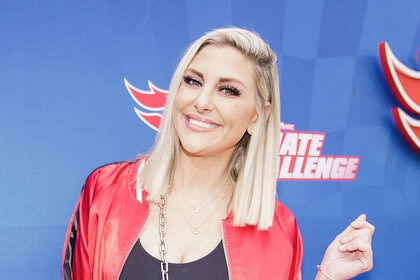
[172,91,193,130]
[225,108,256,146]
[172,92,187,115]
[173,88,193,111]
[238,106,257,127]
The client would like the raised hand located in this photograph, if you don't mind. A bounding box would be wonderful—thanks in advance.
[316,214,375,280]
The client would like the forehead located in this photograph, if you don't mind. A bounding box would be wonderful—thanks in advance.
[192,44,252,66]
[189,44,256,85]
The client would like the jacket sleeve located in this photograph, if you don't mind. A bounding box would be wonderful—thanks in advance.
[273,201,303,280]
[290,220,303,280]
[62,167,102,280]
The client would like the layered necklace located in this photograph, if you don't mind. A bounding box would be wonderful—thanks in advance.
[157,184,231,280]
[178,187,227,235]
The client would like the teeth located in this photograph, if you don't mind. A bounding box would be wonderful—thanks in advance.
[189,118,217,129]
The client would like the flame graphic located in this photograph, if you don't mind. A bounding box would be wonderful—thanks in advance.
[379,42,420,153]
[392,108,420,152]
[124,79,167,131]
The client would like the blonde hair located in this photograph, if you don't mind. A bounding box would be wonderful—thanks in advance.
[138,27,280,230]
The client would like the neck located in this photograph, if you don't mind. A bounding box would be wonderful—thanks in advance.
[172,150,231,195]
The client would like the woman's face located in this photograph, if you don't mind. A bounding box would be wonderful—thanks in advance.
[172,44,258,160]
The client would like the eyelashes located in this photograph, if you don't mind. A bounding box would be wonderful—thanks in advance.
[219,85,241,97]
[183,76,201,87]
[182,75,242,97]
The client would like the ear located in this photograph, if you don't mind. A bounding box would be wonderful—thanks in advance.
[262,101,272,121]
[247,101,271,135]
[247,123,255,135]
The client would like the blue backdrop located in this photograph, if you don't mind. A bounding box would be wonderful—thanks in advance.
[1,0,419,279]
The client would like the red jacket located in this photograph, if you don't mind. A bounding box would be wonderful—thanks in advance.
[62,159,303,280]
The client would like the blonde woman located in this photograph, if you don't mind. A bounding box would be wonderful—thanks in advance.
[63,27,374,280]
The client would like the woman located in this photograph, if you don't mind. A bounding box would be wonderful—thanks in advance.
[62,27,374,280]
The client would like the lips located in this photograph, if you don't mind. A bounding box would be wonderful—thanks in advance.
[186,115,219,130]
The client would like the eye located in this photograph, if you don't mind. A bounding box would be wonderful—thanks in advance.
[183,75,202,87]
[218,85,241,97]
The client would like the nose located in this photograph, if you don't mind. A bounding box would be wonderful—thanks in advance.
[193,87,213,112]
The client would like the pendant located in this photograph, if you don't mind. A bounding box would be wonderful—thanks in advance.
[192,227,200,234]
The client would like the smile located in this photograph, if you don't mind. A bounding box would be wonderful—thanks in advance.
[186,115,219,129]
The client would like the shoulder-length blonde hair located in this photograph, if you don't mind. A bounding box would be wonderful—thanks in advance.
[138,27,280,230]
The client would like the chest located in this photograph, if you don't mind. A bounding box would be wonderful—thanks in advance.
[139,202,225,264]
[119,239,229,280]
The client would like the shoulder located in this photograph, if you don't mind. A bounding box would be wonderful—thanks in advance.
[271,200,299,239]
[273,200,296,223]
[82,158,144,203]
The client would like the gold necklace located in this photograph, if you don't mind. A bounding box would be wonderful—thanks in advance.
[179,196,225,235]
[179,187,225,214]
[174,181,233,235]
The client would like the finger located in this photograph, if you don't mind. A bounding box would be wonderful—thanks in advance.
[347,214,366,230]
[338,241,374,271]
[339,235,373,252]
[350,215,375,233]
[341,214,375,237]
[341,225,374,243]
[336,214,368,239]
[355,213,367,221]
[339,226,374,252]
[338,243,374,272]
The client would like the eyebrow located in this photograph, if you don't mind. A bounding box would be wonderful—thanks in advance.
[184,68,203,79]
[185,67,248,89]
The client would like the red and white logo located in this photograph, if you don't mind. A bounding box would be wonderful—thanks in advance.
[379,42,420,153]
[278,123,359,181]
[124,78,167,131]
[125,80,360,181]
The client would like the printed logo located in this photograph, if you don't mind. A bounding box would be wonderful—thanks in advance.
[379,42,420,153]
[124,78,167,131]
[278,123,359,181]
[125,80,360,181]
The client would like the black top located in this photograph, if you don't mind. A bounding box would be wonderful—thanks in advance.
[119,239,229,280]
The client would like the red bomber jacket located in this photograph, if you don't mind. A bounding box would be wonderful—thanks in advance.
[62,159,303,280]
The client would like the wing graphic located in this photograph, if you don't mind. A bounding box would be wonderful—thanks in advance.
[379,42,420,114]
[124,79,167,111]
[124,78,168,131]
[134,108,162,131]
[379,42,420,153]
[392,107,420,153]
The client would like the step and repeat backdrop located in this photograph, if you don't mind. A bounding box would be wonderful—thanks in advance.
[1,0,419,279]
